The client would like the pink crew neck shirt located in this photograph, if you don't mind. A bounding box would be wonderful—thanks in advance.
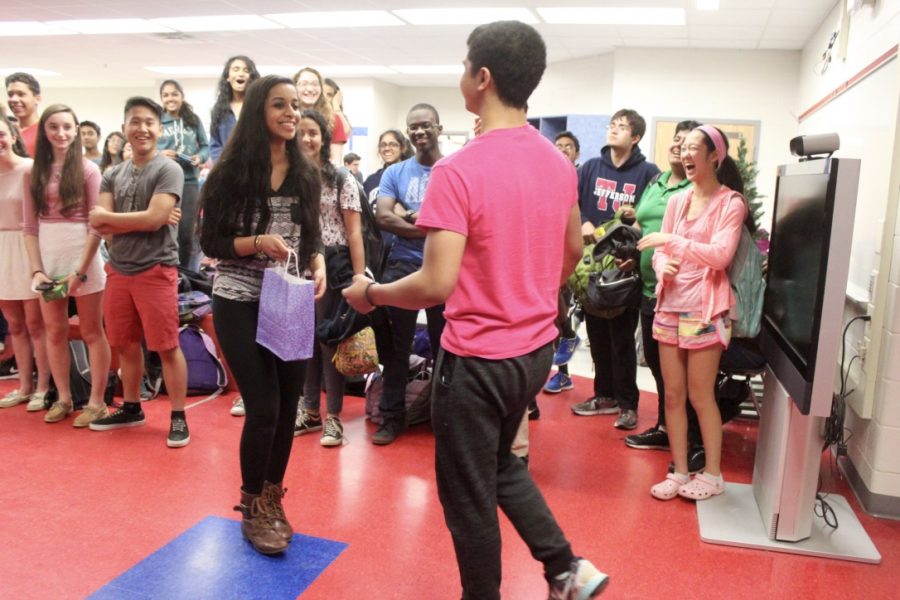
[22,158,101,237]
[416,124,578,360]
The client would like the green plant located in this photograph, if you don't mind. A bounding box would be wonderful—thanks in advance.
[735,137,766,236]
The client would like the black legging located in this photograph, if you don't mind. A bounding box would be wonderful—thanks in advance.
[178,182,200,268]
[212,295,306,495]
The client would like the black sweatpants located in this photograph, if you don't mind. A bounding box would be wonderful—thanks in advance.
[213,295,306,495]
[433,342,574,599]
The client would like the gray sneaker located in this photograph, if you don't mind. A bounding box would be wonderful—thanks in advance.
[548,557,609,599]
[614,409,638,430]
[320,416,343,447]
[571,396,618,416]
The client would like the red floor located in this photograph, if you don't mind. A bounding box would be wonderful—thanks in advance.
[2,374,899,599]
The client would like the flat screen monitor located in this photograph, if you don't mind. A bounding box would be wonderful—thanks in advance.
[764,171,831,379]
[760,157,860,416]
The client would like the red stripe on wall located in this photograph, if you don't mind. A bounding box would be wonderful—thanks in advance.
[798,44,898,123]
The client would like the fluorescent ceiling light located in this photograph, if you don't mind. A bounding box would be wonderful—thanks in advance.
[145,65,223,77]
[392,8,539,25]
[537,7,686,26]
[150,15,283,32]
[0,67,62,77]
[390,65,464,75]
[0,21,77,36]
[696,0,720,10]
[48,19,174,34]
[265,11,404,28]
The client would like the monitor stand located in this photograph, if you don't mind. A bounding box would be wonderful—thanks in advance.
[697,484,880,563]
[696,366,880,563]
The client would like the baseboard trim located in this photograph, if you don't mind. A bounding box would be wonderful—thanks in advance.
[838,455,900,521]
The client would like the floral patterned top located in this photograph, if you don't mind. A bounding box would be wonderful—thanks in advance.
[320,173,360,247]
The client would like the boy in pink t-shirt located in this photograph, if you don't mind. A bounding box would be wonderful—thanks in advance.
[344,20,608,600]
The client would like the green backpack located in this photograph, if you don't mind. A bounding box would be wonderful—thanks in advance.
[566,215,621,309]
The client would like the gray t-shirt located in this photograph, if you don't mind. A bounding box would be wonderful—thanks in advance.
[101,153,184,275]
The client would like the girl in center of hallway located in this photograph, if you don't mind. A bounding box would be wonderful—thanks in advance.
[637,125,747,501]
[199,75,324,555]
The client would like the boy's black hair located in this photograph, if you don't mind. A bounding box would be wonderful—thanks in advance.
[675,120,702,133]
[611,109,647,142]
[555,130,580,152]
[80,120,101,136]
[466,21,546,109]
[407,103,440,125]
[124,96,163,120]
[4,72,40,95]
[343,152,361,164]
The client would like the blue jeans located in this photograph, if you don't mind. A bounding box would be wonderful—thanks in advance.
[379,260,445,418]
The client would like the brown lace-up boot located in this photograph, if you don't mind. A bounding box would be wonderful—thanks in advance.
[234,489,289,555]
[261,481,293,542]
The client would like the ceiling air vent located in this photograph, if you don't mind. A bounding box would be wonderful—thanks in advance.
[149,32,202,45]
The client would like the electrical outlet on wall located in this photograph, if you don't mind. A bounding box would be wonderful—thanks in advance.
[858,336,869,365]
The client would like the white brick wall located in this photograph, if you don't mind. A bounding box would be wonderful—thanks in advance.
[856,226,900,497]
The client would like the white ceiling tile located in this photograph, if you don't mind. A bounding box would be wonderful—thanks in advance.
[689,24,765,40]
[621,37,690,48]
[773,0,838,9]
[757,39,805,50]
[762,24,817,41]
[770,8,823,27]
[688,8,771,26]
[690,38,758,49]
[722,0,777,8]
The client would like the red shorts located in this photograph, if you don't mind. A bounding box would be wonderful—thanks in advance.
[103,263,180,351]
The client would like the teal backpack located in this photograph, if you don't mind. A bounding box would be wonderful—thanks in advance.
[728,225,765,338]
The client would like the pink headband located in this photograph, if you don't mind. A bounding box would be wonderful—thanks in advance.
[696,125,727,166]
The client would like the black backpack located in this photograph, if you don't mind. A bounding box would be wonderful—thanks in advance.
[68,340,118,408]
[584,223,643,317]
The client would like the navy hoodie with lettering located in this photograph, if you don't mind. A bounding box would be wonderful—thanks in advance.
[578,145,660,226]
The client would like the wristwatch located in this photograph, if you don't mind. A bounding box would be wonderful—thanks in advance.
[75,271,88,283]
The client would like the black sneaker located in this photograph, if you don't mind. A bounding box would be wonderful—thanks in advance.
[167,417,191,448]
[0,356,18,379]
[89,407,146,431]
[372,417,406,446]
[294,408,323,436]
[625,425,669,450]
[668,446,706,474]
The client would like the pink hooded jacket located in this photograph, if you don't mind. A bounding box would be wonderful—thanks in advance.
[653,185,748,323]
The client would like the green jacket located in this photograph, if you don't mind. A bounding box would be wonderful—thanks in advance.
[634,171,692,298]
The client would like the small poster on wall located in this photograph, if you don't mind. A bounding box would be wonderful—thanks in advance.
[651,118,760,168]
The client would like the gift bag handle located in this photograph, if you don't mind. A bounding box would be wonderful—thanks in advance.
[275,248,300,277]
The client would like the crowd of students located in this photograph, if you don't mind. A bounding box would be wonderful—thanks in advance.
[0,18,756,599]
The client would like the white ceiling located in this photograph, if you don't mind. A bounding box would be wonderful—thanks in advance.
[0,0,839,88]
